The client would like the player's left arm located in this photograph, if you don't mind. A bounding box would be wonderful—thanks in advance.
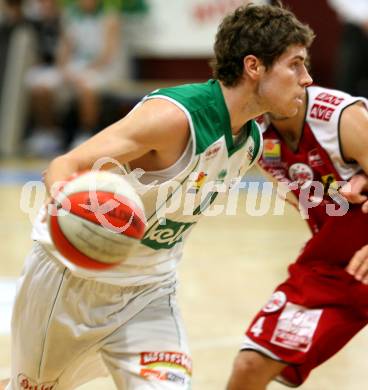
[339,102,368,213]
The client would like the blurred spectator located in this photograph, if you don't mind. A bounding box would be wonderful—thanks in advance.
[60,0,148,14]
[27,0,60,66]
[328,0,368,97]
[0,0,31,99]
[24,0,123,156]
[0,0,37,156]
[23,0,62,156]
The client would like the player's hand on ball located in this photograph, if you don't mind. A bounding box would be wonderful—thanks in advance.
[42,177,72,223]
[339,174,368,213]
[346,245,368,284]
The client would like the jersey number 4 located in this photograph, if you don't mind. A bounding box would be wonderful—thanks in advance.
[250,317,265,337]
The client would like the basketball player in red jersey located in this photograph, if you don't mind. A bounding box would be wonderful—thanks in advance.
[227,85,368,389]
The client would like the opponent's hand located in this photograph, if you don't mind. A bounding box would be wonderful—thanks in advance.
[346,245,368,284]
[339,174,368,213]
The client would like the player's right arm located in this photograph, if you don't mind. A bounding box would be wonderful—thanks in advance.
[44,98,190,196]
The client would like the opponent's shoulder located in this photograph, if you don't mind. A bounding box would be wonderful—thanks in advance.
[340,100,368,163]
[306,85,368,111]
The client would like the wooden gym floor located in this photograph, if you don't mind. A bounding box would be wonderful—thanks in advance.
[0,159,367,389]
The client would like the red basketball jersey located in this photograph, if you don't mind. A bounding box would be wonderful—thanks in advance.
[259,85,367,233]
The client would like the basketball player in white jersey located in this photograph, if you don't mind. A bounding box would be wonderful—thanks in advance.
[5,3,315,390]
[227,85,368,389]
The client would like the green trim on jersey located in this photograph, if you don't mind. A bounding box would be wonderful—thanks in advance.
[148,79,259,156]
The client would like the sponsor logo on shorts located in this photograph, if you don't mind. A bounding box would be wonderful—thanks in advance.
[140,351,192,376]
[262,291,287,313]
[271,302,323,352]
[140,369,186,385]
[18,374,57,390]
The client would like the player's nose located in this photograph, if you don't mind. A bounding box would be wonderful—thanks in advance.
[300,65,313,87]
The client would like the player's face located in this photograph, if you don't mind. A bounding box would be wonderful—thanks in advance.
[257,44,312,117]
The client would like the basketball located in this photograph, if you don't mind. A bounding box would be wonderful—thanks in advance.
[48,170,146,270]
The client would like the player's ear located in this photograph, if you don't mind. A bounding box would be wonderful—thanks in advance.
[243,55,264,80]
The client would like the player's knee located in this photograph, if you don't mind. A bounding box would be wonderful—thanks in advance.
[228,350,277,388]
[232,351,264,375]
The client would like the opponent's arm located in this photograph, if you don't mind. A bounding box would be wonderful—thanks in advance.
[44,98,190,196]
[339,102,368,213]
[339,102,368,281]
[339,173,368,212]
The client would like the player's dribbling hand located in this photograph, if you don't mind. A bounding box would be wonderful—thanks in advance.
[339,174,368,213]
[41,169,69,223]
[346,245,368,284]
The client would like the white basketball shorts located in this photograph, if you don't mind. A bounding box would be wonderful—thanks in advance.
[6,243,191,389]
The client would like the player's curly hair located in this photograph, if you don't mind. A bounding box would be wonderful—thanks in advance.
[210,2,315,87]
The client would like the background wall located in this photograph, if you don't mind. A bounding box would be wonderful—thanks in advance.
[130,0,343,86]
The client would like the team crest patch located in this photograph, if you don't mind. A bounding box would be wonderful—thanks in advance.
[288,163,313,187]
[262,291,286,313]
[18,374,57,389]
[271,303,322,352]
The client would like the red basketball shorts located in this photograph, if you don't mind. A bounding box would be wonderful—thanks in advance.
[243,206,368,386]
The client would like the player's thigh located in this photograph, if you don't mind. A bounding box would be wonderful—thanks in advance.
[101,293,192,389]
[9,244,112,389]
[9,244,68,384]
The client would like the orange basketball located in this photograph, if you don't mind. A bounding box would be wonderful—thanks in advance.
[48,171,146,270]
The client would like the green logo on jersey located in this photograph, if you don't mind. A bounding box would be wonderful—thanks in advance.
[142,219,195,250]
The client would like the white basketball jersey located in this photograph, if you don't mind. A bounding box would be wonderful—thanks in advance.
[32,80,262,286]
